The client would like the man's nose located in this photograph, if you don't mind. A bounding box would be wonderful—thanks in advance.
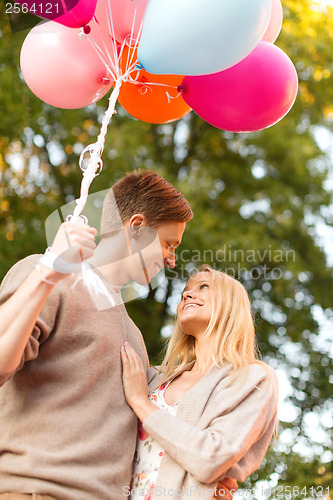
[164,249,176,269]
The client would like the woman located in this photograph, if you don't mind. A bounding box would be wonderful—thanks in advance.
[121,265,278,499]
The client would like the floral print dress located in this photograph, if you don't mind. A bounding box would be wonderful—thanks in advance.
[130,381,179,500]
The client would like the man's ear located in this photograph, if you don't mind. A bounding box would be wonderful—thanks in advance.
[126,214,146,241]
[128,214,146,228]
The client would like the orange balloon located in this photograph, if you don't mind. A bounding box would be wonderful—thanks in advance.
[118,46,191,124]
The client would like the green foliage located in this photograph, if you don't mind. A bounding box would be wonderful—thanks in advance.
[0,0,332,491]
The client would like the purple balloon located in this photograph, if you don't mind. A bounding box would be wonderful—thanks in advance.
[15,0,97,27]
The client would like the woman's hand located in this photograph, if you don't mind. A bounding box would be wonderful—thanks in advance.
[121,342,149,407]
[121,343,158,421]
[213,478,238,499]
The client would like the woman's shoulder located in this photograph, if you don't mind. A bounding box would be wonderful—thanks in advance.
[248,360,277,380]
[246,361,279,398]
[211,361,278,396]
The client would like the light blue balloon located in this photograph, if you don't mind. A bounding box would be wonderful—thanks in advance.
[138,0,271,76]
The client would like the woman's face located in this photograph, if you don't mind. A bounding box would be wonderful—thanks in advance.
[177,271,213,337]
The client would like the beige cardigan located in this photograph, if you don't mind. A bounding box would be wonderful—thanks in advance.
[144,362,278,499]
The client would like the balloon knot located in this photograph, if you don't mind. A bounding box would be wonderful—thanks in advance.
[177,85,184,93]
[83,25,91,34]
[135,63,143,71]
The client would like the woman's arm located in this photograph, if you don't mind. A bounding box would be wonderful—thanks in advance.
[122,344,240,497]
[121,344,278,485]
[142,377,277,484]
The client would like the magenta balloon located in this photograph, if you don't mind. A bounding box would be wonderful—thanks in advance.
[181,42,298,133]
[94,0,148,44]
[262,0,283,43]
[20,22,114,109]
[15,0,97,28]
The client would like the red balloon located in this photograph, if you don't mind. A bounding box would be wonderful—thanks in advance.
[181,42,298,133]
[94,0,148,44]
[20,22,114,109]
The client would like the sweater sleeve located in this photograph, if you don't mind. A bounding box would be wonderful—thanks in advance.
[142,368,278,484]
[147,365,160,385]
[0,255,60,385]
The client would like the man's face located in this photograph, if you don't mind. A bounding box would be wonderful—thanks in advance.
[131,220,186,285]
[156,221,186,270]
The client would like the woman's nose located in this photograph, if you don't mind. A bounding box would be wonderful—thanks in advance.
[183,289,195,300]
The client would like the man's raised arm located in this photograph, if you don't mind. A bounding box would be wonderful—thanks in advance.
[0,222,96,376]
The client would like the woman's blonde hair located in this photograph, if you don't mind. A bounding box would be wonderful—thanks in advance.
[159,265,265,383]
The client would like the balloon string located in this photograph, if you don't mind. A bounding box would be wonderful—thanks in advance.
[127,0,138,53]
[126,27,143,73]
[105,0,120,76]
[127,80,181,102]
[70,42,140,221]
[166,90,183,104]
[72,78,123,219]
[133,81,179,89]
[72,0,173,219]
[85,33,118,81]
[123,59,141,81]
[125,0,143,74]
[59,0,67,14]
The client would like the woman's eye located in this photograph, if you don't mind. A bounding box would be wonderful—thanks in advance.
[200,284,209,289]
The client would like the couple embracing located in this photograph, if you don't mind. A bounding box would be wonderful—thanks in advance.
[0,170,278,500]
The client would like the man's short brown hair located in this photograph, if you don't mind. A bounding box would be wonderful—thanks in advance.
[100,170,193,233]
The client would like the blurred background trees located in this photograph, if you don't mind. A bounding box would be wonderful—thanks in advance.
[0,0,332,495]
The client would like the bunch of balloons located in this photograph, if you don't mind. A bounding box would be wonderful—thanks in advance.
[19,0,298,133]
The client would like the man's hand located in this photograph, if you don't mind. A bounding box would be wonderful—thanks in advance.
[36,221,97,282]
[214,478,238,499]
[0,221,97,376]
[50,221,97,263]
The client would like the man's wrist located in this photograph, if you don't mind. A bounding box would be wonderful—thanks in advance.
[35,262,67,284]
[40,247,82,274]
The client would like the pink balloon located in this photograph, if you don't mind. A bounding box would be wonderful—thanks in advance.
[180,42,298,133]
[15,0,97,28]
[262,0,283,43]
[20,22,114,109]
[93,0,148,44]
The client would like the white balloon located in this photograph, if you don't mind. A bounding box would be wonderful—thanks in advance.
[138,0,271,76]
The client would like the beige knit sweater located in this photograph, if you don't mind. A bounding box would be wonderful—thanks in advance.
[142,362,279,499]
[0,255,148,500]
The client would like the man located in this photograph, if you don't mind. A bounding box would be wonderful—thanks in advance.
[0,170,236,499]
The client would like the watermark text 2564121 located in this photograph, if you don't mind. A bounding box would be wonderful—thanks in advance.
[4,0,80,32]
[5,2,60,15]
